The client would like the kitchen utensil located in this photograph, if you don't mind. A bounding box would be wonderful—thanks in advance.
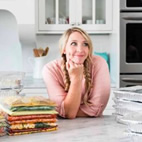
[43,47,49,56]
[33,48,39,57]
[38,47,44,57]
[33,47,49,57]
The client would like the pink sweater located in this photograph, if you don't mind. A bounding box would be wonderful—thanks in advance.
[42,55,110,117]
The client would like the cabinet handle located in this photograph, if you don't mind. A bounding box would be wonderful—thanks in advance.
[122,78,142,83]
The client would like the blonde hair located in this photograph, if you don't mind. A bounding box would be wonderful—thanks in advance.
[59,27,93,105]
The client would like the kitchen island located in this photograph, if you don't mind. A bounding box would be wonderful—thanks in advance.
[0,115,131,142]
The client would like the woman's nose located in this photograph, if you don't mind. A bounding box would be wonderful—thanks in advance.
[77,45,83,52]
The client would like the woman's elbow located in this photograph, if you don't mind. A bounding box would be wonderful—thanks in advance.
[58,109,77,119]
[65,113,77,119]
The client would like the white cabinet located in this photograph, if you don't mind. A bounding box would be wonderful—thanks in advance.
[35,0,112,34]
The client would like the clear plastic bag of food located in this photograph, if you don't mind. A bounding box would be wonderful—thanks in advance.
[0,109,6,137]
[2,96,57,107]
[0,96,58,116]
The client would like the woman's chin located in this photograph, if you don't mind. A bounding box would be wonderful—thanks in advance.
[72,59,85,64]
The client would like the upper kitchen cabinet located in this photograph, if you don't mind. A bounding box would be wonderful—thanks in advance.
[35,0,113,34]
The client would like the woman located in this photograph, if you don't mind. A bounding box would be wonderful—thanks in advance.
[42,27,110,119]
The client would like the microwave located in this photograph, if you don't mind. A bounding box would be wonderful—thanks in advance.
[120,0,142,11]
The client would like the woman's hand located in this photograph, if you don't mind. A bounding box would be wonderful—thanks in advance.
[66,59,84,81]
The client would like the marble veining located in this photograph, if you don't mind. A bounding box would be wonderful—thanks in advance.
[0,115,132,142]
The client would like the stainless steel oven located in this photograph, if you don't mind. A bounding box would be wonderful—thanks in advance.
[120,0,142,11]
[120,0,142,87]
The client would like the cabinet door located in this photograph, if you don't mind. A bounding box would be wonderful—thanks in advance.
[79,0,112,33]
[37,0,72,33]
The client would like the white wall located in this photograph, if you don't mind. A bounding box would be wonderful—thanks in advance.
[0,0,35,24]
[109,0,120,88]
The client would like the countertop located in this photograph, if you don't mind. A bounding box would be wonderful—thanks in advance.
[0,115,131,142]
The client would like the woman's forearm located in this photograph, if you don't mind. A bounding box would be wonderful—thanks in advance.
[64,78,82,119]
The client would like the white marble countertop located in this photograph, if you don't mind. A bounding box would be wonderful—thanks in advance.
[0,115,131,142]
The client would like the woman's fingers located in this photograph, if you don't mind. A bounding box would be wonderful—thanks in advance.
[66,60,83,76]
[69,59,83,68]
[66,60,74,70]
[66,60,84,81]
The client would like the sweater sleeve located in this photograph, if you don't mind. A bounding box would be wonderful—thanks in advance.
[42,62,67,118]
[80,57,110,117]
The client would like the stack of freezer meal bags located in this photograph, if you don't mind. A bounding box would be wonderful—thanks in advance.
[0,110,6,136]
[0,71,25,136]
[0,96,58,135]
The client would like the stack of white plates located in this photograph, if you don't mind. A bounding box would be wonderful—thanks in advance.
[112,86,142,124]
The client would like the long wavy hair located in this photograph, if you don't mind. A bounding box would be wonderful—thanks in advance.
[59,27,93,105]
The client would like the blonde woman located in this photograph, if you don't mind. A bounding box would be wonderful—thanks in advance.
[42,27,110,119]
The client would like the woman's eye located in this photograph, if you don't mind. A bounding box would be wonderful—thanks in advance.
[83,43,88,46]
[71,42,77,46]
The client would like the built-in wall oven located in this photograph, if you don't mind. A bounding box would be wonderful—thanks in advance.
[120,0,142,87]
[120,0,142,11]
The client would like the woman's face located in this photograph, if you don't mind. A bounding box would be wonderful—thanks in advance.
[64,32,89,64]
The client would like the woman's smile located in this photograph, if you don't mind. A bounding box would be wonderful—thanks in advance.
[74,54,85,58]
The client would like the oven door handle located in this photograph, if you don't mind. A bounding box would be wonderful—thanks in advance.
[122,78,142,83]
[123,17,142,21]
